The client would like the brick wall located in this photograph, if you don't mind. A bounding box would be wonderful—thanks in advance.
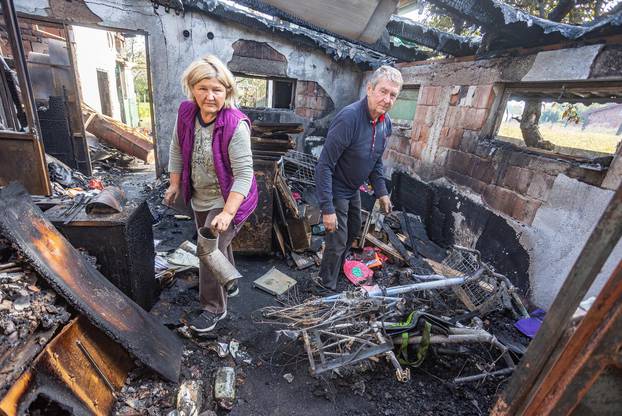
[295,80,334,120]
[1,22,65,57]
[385,82,606,225]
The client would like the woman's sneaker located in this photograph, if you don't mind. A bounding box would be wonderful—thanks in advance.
[227,282,239,297]
[189,309,227,333]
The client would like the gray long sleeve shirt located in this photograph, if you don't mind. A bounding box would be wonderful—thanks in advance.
[314,97,391,214]
[168,116,253,211]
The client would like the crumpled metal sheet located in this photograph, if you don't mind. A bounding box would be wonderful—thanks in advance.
[0,183,182,382]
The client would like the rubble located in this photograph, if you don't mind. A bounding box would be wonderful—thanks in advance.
[214,367,236,410]
[176,379,204,416]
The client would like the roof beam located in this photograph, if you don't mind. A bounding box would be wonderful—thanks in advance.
[387,15,480,56]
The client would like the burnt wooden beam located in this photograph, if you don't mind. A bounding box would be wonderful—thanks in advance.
[387,15,480,56]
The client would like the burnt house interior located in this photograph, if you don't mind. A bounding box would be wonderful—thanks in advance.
[0,0,621,415]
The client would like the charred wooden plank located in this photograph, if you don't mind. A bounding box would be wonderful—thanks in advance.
[0,183,182,382]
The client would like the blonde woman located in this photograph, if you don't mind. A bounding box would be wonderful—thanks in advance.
[164,55,257,333]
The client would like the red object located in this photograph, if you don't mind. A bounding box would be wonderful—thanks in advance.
[88,179,104,191]
[343,260,373,286]
[292,192,302,201]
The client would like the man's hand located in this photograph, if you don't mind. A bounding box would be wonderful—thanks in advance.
[379,195,392,214]
[163,185,180,207]
[211,211,234,233]
[323,213,338,233]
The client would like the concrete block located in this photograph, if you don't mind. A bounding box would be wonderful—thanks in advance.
[522,44,604,82]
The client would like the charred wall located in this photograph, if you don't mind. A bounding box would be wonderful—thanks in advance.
[387,43,622,308]
[391,171,530,294]
[14,0,363,172]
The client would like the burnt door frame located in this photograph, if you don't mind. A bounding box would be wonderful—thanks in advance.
[0,0,51,195]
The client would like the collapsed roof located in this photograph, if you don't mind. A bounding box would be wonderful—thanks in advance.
[173,0,622,66]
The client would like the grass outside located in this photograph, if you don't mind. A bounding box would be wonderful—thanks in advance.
[137,101,152,132]
[498,121,621,155]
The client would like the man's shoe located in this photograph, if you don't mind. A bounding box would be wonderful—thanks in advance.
[310,275,337,296]
[189,309,227,333]
[227,283,239,298]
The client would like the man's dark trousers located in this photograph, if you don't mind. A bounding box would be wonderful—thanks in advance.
[319,193,362,289]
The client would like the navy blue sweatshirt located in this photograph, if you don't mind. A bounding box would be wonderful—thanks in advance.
[315,97,391,214]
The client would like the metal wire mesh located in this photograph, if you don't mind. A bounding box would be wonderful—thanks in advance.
[441,247,480,276]
[442,247,500,311]
[280,150,317,187]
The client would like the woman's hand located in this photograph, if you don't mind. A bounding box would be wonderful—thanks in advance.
[211,211,234,233]
[163,185,180,207]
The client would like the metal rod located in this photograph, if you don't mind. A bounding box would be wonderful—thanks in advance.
[454,368,514,384]
[76,340,117,397]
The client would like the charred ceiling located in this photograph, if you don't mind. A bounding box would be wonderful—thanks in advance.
[387,15,480,57]
[428,0,622,54]
[183,0,430,67]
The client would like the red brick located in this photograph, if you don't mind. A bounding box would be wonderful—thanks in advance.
[420,86,431,105]
[526,172,555,201]
[439,127,464,149]
[445,149,473,176]
[471,157,495,184]
[446,170,487,195]
[512,197,541,225]
[429,86,441,106]
[414,105,429,124]
[501,166,533,195]
[444,106,458,127]
[483,184,540,224]
[410,141,425,159]
[473,85,495,109]
[411,124,429,143]
[411,125,421,141]
[449,92,460,106]
[462,108,488,130]
[418,124,430,143]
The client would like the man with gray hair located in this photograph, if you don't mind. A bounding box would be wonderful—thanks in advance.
[314,65,403,291]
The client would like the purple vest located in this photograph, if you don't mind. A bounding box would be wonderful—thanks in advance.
[176,100,258,225]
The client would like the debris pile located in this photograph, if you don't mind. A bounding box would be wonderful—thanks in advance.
[257,210,530,385]
[0,238,71,397]
[273,150,321,262]
[250,122,300,161]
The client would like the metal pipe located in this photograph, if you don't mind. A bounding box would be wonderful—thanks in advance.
[454,368,514,384]
[322,277,468,302]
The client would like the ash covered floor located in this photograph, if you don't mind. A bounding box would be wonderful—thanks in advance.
[116,257,519,416]
[108,177,529,416]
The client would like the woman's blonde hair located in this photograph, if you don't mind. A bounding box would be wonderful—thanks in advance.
[181,55,238,108]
